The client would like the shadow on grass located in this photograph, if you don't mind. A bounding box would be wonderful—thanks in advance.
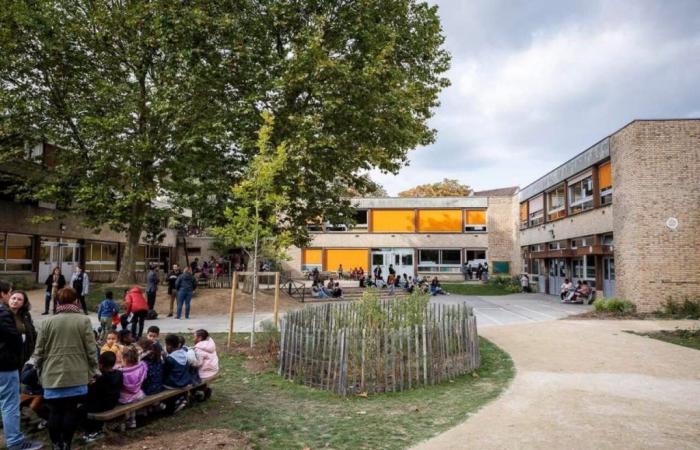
[94,334,514,450]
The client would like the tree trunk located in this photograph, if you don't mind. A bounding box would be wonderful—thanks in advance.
[115,223,142,286]
[250,208,259,348]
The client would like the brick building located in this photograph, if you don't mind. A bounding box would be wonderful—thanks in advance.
[290,119,699,311]
[519,119,699,312]
[284,191,520,281]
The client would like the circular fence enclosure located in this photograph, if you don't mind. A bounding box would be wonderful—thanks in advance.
[278,300,480,395]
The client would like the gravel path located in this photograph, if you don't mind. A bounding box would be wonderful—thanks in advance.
[413,319,700,450]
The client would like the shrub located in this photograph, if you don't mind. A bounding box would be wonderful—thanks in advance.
[593,298,636,315]
[661,297,700,320]
[487,276,521,293]
[4,276,42,291]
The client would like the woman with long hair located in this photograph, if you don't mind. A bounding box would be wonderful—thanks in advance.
[8,290,37,367]
[43,266,66,315]
[32,287,97,449]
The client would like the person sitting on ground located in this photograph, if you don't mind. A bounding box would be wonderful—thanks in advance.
[565,280,583,302]
[138,338,164,396]
[118,346,147,428]
[430,277,447,296]
[332,282,343,298]
[560,278,573,300]
[101,331,123,368]
[163,334,194,413]
[311,281,329,299]
[575,281,592,302]
[97,291,120,342]
[520,274,530,293]
[81,351,123,443]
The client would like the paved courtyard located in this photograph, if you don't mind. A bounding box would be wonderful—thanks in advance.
[433,292,592,326]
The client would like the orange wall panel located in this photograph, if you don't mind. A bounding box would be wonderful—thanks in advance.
[371,210,416,232]
[303,249,322,265]
[465,210,486,225]
[417,209,462,232]
[325,249,369,272]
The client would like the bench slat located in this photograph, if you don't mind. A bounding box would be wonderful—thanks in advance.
[88,374,219,421]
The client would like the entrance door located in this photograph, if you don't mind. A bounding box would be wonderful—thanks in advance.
[38,239,81,281]
[603,257,615,298]
[370,248,414,279]
[547,258,567,295]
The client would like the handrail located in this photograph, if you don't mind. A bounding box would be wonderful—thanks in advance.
[283,278,306,303]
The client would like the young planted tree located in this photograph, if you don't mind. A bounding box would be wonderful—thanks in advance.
[212,113,292,347]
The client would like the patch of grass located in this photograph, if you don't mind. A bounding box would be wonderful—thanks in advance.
[85,284,131,313]
[630,328,700,351]
[442,283,514,296]
[108,333,514,450]
[593,298,636,315]
[658,298,700,320]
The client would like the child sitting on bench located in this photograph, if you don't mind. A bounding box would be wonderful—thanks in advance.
[163,334,195,413]
[139,338,164,396]
[118,346,147,428]
[82,351,123,442]
[100,331,123,368]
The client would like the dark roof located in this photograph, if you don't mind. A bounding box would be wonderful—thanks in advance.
[472,186,519,197]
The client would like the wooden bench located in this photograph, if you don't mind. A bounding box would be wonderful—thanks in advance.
[88,374,219,422]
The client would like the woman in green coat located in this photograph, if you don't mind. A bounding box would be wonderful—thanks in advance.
[32,287,97,450]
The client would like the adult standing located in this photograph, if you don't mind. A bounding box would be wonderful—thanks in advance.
[32,287,96,450]
[70,265,90,315]
[461,262,469,281]
[124,286,149,339]
[0,281,44,450]
[146,264,159,312]
[175,266,197,320]
[43,267,65,315]
[8,291,37,368]
[166,264,181,317]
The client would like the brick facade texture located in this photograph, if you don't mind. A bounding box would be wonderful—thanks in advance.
[612,120,700,312]
[487,196,520,275]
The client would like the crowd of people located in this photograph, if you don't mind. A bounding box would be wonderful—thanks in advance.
[0,280,220,450]
[309,264,449,299]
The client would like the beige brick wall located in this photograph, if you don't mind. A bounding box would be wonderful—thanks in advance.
[487,196,520,275]
[612,120,700,312]
[519,205,613,246]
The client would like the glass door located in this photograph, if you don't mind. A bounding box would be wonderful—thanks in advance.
[603,257,615,298]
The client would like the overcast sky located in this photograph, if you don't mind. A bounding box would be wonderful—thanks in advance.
[371,0,700,195]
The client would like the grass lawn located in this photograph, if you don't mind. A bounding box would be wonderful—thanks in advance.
[639,329,700,351]
[94,333,514,450]
[442,283,514,296]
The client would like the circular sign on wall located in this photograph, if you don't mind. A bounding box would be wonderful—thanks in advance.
[665,217,679,231]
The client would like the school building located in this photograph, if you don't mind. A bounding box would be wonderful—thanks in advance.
[288,119,700,311]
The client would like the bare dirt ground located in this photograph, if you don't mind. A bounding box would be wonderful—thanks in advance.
[96,428,251,450]
[184,288,300,315]
[413,319,700,450]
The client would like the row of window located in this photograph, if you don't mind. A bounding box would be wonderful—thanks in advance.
[0,233,33,272]
[309,208,488,233]
[520,161,612,228]
[525,234,613,253]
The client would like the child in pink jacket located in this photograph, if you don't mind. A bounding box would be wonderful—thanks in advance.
[118,346,148,428]
[193,329,219,381]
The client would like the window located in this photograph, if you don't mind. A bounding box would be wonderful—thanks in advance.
[0,233,33,272]
[528,195,544,226]
[599,162,612,206]
[465,210,487,232]
[372,253,384,266]
[547,185,566,221]
[548,241,565,250]
[568,171,593,214]
[570,236,592,249]
[85,242,118,272]
[400,254,413,266]
[519,202,528,228]
[465,249,486,264]
[353,210,368,229]
[417,249,462,273]
[602,234,614,245]
[572,256,595,280]
[325,249,369,272]
[371,210,416,232]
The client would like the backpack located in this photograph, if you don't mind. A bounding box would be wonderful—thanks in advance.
[146,309,158,320]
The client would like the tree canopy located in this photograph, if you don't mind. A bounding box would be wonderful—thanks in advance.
[398,178,472,197]
[0,0,450,282]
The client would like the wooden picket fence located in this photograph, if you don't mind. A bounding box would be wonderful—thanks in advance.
[278,301,480,395]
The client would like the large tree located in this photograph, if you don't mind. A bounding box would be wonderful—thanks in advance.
[0,0,449,283]
[398,178,472,197]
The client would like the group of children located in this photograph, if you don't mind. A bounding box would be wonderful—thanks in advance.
[22,294,219,443]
